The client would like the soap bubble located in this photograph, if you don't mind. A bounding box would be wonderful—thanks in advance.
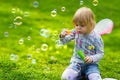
[10,54,18,61]
[32,59,36,64]
[92,0,98,6]
[27,54,32,59]
[40,28,46,34]
[61,6,66,12]
[51,31,59,41]
[33,1,39,8]
[55,40,63,47]
[11,8,23,16]
[27,36,31,40]
[40,28,50,38]
[11,8,16,14]
[80,0,84,5]
[19,38,24,45]
[4,32,9,37]
[24,11,30,17]
[51,10,57,17]
[14,16,22,26]
[41,44,48,51]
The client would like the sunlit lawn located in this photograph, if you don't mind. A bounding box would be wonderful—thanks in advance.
[0,0,120,80]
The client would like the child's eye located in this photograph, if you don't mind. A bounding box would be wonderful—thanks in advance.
[76,24,78,26]
[80,25,84,27]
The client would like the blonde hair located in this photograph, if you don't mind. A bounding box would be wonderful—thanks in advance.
[72,7,96,33]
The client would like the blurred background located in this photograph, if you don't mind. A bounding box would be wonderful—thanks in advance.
[0,0,120,80]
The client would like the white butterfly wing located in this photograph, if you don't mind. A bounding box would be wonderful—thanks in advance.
[94,19,114,35]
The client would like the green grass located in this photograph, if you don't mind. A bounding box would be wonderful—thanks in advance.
[0,0,120,80]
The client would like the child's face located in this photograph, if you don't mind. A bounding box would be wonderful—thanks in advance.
[75,24,88,34]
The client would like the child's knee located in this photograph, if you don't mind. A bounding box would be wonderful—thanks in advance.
[88,73,102,80]
[61,68,78,80]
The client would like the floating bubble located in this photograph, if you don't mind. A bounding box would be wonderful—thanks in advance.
[11,8,16,14]
[80,0,84,5]
[61,6,66,12]
[51,31,59,41]
[32,59,36,64]
[51,10,57,17]
[10,54,18,61]
[19,38,24,45]
[33,1,39,8]
[36,48,40,53]
[53,8,57,11]
[92,0,98,6]
[27,36,31,40]
[11,8,23,15]
[41,44,48,51]
[27,54,32,59]
[40,28,50,38]
[55,40,63,47]
[43,30,50,38]
[24,11,30,17]
[40,28,46,34]
[14,16,22,26]
[4,32,9,37]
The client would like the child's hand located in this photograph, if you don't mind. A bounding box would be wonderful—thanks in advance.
[84,56,93,64]
[60,29,70,38]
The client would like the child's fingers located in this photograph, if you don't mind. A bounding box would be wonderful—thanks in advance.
[84,56,93,64]
[60,30,68,37]
[61,31,67,35]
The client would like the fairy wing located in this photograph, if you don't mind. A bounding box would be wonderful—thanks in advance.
[94,18,114,35]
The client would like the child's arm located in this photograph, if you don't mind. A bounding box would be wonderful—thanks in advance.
[90,37,104,63]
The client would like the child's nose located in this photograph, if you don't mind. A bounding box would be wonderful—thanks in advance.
[76,26,81,29]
